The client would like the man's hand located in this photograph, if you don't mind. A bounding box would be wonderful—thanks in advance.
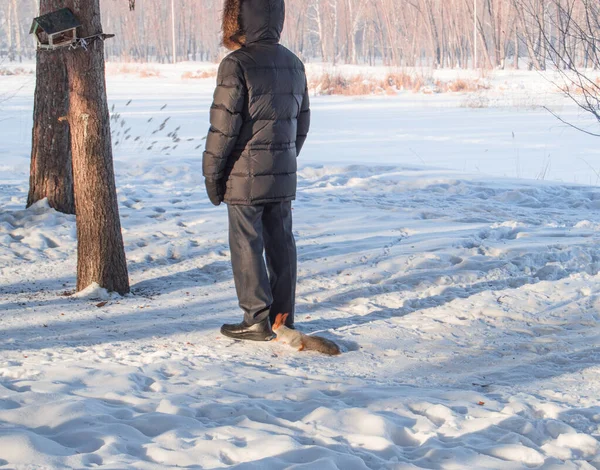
[205,179,224,206]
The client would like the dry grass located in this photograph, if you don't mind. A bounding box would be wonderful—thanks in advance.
[138,68,161,78]
[411,76,426,93]
[438,78,489,93]
[0,67,34,76]
[309,73,377,95]
[558,77,600,96]
[460,92,490,108]
[181,69,218,80]
[384,72,415,90]
[308,72,488,96]
[309,72,409,96]
[558,84,584,96]
[447,79,471,92]
[106,64,162,78]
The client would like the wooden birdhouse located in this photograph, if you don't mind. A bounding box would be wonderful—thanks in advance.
[29,8,82,50]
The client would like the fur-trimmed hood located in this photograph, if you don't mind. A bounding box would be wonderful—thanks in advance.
[222,0,285,51]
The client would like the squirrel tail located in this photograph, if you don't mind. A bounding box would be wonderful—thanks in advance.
[301,335,342,356]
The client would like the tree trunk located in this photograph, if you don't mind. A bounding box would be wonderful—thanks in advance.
[7,0,13,61]
[11,0,22,62]
[28,0,75,215]
[332,0,339,65]
[514,23,519,68]
[65,0,130,295]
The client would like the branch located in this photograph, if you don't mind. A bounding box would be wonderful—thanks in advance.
[578,158,600,184]
[543,106,600,137]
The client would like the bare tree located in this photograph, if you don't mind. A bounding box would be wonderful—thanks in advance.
[520,0,600,135]
[28,1,75,215]
[64,0,130,294]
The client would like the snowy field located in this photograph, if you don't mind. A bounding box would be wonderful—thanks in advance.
[1,64,600,469]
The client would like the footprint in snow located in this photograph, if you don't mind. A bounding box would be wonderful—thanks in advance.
[0,399,21,410]
[129,373,157,392]
[2,382,31,393]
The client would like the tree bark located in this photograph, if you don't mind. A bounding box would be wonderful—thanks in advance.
[28,0,75,215]
[64,0,130,295]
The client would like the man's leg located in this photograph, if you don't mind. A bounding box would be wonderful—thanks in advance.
[263,202,297,327]
[227,204,273,325]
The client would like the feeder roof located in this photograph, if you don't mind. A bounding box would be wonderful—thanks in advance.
[29,8,81,35]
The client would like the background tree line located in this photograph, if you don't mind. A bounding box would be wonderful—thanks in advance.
[1,0,598,70]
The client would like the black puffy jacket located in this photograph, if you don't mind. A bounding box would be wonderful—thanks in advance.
[202,0,310,206]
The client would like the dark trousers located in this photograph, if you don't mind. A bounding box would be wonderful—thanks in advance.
[227,201,297,326]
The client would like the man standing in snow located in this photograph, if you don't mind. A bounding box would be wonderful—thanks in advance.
[203,0,310,341]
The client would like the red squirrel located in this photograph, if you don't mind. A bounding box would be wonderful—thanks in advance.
[272,313,341,356]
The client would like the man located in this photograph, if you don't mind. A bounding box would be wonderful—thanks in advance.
[203,0,310,341]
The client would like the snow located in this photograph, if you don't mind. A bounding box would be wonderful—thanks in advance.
[71,283,122,301]
[0,64,599,469]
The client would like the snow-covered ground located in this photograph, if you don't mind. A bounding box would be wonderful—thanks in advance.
[0,65,600,469]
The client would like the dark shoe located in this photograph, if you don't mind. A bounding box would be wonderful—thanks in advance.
[221,318,275,342]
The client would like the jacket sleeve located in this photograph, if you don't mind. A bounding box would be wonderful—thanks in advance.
[296,82,311,157]
[202,57,246,183]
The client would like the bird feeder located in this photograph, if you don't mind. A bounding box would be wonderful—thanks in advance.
[29,8,82,50]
